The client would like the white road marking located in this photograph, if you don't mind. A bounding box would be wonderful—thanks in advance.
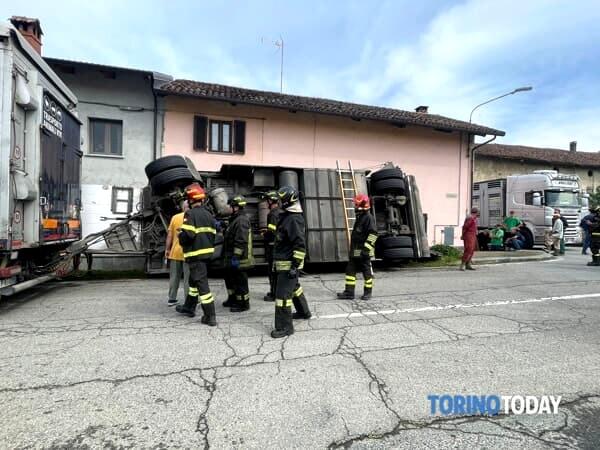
[316,292,600,320]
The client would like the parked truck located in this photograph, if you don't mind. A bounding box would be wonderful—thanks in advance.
[0,22,82,296]
[473,170,586,247]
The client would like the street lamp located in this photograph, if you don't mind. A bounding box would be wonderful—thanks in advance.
[469,86,532,123]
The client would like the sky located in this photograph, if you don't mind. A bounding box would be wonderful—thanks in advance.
[8,0,600,150]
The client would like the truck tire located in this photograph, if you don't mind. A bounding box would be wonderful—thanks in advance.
[377,235,413,249]
[373,178,405,195]
[382,247,414,259]
[370,167,404,183]
[520,227,534,249]
[145,156,188,179]
[150,167,196,193]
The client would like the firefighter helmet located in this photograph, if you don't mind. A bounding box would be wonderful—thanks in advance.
[353,194,370,210]
[185,183,206,204]
[278,186,299,209]
[264,190,279,203]
[228,195,247,208]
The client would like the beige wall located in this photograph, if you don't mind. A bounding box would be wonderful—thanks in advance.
[163,97,474,245]
[475,156,599,192]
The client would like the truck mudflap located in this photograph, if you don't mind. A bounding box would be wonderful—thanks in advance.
[406,175,430,258]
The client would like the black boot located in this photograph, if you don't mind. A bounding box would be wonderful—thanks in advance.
[292,294,312,319]
[361,288,372,301]
[337,288,355,300]
[175,295,197,317]
[230,294,250,312]
[200,302,217,326]
[271,305,294,338]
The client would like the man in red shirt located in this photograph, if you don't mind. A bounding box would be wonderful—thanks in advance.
[461,207,479,271]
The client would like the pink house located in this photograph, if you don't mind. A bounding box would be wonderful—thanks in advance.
[158,81,504,245]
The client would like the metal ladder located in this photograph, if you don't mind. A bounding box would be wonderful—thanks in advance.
[336,160,358,247]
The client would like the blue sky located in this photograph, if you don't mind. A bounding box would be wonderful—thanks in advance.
[9,0,600,149]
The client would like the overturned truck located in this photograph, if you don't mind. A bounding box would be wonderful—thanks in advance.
[140,157,429,273]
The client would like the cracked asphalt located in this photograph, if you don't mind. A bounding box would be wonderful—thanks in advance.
[1,249,599,449]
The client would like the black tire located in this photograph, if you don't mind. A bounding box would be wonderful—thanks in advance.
[370,167,404,183]
[145,156,188,179]
[382,247,414,259]
[150,167,196,193]
[373,178,406,195]
[520,227,534,249]
[377,235,413,249]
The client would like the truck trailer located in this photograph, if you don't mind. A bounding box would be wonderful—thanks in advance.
[0,22,82,296]
[473,170,586,247]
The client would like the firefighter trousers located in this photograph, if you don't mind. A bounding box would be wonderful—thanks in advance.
[343,257,374,294]
[265,245,276,296]
[224,267,250,305]
[274,269,311,331]
[186,260,215,313]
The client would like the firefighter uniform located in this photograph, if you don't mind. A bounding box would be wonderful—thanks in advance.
[223,196,254,312]
[264,203,282,301]
[271,187,311,338]
[176,185,217,326]
[338,201,377,300]
[587,208,600,266]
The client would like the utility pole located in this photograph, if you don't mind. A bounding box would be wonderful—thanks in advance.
[262,35,284,93]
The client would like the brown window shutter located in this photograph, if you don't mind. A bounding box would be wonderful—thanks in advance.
[234,120,246,154]
[193,116,207,150]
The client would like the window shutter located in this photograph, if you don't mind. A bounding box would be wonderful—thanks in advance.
[193,116,207,150]
[234,120,246,154]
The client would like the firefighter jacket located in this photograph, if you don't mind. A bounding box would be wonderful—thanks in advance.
[264,207,282,246]
[223,211,254,268]
[178,205,216,262]
[350,211,378,258]
[273,211,306,271]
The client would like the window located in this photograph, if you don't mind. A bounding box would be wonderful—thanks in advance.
[193,115,246,154]
[111,187,133,214]
[209,120,232,153]
[90,119,122,155]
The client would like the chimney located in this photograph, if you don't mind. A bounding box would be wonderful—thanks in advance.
[569,141,577,152]
[415,105,429,113]
[10,16,43,54]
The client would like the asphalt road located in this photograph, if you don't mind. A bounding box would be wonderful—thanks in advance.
[1,249,599,449]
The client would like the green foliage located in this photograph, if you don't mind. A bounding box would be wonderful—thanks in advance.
[430,244,462,259]
[589,186,600,209]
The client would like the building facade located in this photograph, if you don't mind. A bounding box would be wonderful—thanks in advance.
[475,143,600,193]
[46,59,171,268]
[159,81,504,245]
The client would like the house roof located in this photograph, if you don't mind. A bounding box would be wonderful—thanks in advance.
[477,143,600,168]
[158,80,505,137]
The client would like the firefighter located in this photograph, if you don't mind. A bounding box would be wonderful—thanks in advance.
[587,207,600,266]
[222,195,254,312]
[271,186,312,338]
[262,190,282,302]
[337,194,377,300]
[176,184,217,326]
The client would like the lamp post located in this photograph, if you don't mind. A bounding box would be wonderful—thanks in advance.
[469,86,532,123]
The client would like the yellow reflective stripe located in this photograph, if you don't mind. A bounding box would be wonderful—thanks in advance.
[268,223,277,231]
[227,289,234,295]
[184,247,215,257]
[366,234,378,243]
[181,224,216,234]
[275,261,292,271]
[285,299,293,307]
[345,275,356,281]
[346,282,356,286]
[293,250,306,258]
[200,294,214,304]
[276,299,285,307]
[364,278,373,287]
[294,286,303,297]
[199,293,212,301]
[592,233,600,236]
[364,242,374,251]
[188,287,199,297]
[233,247,244,256]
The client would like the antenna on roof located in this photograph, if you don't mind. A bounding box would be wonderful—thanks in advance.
[261,35,284,93]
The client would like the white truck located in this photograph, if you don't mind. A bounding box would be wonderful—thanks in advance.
[473,170,586,247]
[0,22,82,296]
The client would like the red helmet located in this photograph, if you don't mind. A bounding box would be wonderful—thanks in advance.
[353,194,370,210]
[185,183,206,204]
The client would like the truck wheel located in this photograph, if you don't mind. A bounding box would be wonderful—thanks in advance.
[382,247,414,259]
[373,178,405,195]
[150,167,196,193]
[377,235,413,249]
[145,156,188,179]
[370,167,404,183]
[520,227,534,249]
